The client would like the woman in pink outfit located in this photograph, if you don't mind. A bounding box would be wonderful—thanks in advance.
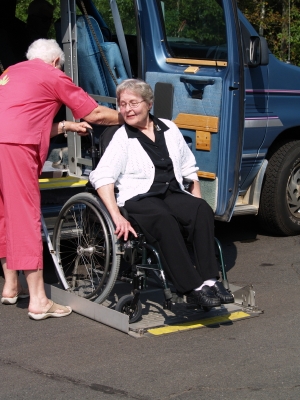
[0,39,123,320]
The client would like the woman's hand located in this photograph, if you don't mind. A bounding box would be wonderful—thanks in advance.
[50,121,93,137]
[111,212,137,241]
[97,184,137,241]
[64,121,92,136]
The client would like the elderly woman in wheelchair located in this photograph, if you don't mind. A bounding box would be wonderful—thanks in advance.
[89,79,234,314]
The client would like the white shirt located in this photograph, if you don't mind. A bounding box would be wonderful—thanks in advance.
[89,118,199,206]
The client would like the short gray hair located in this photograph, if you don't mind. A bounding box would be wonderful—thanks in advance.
[26,39,65,67]
[116,79,154,105]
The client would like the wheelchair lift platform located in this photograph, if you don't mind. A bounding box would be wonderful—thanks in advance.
[45,280,262,338]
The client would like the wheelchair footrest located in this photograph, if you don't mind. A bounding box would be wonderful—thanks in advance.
[163,299,172,310]
[131,289,141,308]
[164,288,173,301]
[163,288,173,310]
[171,292,184,304]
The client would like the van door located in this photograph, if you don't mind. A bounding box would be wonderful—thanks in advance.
[238,11,269,194]
[137,0,245,220]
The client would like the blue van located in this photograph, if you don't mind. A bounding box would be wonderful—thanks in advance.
[2,0,300,236]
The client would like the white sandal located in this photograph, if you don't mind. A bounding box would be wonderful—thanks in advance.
[1,290,29,305]
[28,301,72,320]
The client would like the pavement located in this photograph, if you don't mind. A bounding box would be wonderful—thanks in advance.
[1,215,300,400]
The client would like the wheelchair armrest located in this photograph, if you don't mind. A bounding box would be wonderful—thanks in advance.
[85,181,97,195]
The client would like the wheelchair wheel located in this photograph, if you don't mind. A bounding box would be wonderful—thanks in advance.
[115,294,142,323]
[53,192,121,303]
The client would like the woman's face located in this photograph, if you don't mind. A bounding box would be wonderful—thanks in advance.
[119,89,152,128]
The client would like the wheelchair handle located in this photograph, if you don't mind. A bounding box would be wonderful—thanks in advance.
[86,127,97,170]
[86,127,94,146]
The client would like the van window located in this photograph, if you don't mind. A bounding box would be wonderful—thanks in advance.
[95,0,137,36]
[159,0,227,61]
[92,0,138,76]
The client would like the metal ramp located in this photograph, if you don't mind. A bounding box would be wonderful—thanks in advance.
[44,280,262,338]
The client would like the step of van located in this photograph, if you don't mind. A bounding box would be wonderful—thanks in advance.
[233,204,258,216]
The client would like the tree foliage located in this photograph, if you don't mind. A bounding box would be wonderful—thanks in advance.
[16,0,60,38]
[14,0,300,66]
[238,0,300,65]
[161,0,226,45]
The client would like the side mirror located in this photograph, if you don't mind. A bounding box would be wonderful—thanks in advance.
[249,36,269,67]
[259,36,269,65]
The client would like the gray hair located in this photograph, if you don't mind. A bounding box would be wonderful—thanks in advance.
[26,39,65,67]
[116,79,154,105]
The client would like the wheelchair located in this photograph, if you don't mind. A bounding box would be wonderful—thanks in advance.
[52,128,230,323]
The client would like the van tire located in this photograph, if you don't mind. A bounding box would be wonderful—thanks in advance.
[258,140,300,236]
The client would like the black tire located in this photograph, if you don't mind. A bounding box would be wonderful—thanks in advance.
[53,192,121,302]
[258,140,300,235]
[115,294,143,323]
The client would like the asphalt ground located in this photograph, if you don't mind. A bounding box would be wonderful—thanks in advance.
[1,215,300,400]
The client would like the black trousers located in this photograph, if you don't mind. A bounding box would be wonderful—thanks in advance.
[124,192,220,293]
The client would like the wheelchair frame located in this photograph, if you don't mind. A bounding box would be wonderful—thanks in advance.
[48,128,231,323]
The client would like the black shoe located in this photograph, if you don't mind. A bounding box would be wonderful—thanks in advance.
[211,281,234,304]
[187,286,221,308]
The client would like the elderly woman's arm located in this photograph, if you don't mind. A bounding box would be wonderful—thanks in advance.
[50,120,92,138]
[189,180,202,198]
[83,105,124,126]
[97,184,137,241]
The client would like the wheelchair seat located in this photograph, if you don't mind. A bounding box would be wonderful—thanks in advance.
[99,124,121,157]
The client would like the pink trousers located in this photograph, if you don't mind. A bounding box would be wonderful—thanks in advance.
[0,143,43,270]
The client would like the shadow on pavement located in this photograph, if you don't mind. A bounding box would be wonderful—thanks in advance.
[214,215,260,273]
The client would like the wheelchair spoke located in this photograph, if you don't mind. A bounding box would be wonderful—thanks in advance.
[52,193,121,303]
[54,199,111,298]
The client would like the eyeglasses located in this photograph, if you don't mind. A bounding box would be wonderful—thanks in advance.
[119,100,145,109]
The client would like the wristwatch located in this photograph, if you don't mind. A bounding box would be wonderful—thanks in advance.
[60,120,67,137]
